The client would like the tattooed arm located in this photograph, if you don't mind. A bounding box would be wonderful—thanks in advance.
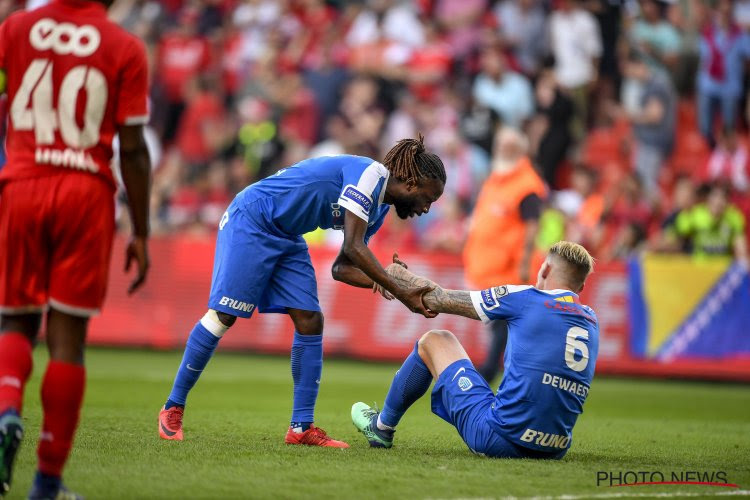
[385,264,480,320]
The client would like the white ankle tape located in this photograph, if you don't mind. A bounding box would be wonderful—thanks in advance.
[200,310,230,337]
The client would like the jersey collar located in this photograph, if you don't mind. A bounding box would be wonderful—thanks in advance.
[55,0,107,16]
[377,163,390,206]
[540,288,578,296]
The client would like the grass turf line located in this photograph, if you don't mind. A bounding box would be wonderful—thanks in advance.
[5,348,750,499]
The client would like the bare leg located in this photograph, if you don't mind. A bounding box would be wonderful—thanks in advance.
[45,309,87,365]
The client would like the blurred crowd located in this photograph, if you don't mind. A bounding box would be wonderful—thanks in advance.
[1,0,749,267]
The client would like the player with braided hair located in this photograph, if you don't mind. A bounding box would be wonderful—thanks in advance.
[158,137,445,448]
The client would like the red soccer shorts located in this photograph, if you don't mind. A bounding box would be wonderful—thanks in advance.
[0,173,115,317]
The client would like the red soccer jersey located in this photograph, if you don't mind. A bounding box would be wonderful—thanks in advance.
[0,0,149,190]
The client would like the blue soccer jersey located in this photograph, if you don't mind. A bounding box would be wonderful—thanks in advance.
[236,155,390,241]
[206,155,391,318]
[469,285,599,452]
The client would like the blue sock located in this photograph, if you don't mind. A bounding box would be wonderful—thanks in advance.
[290,332,322,430]
[166,321,221,408]
[32,471,61,495]
[380,341,433,428]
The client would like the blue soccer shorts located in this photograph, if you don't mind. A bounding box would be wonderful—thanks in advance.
[431,359,566,459]
[207,199,321,318]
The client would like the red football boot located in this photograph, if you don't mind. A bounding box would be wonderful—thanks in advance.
[158,405,184,441]
[284,425,349,448]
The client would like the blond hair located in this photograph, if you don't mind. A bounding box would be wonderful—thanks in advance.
[548,241,594,289]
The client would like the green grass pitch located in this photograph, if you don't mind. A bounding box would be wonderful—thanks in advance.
[5,348,750,499]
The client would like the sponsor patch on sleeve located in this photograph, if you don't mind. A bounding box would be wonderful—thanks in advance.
[481,286,509,310]
[341,185,373,215]
[481,289,498,309]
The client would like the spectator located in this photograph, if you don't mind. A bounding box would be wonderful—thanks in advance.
[231,0,282,65]
[155,7,212,144]
[330,76,386,158]
[176,78,231,178]
[620,49,676,196]
[345,0,425,49]
[697,0,750,147]
[735,0,750,30]
[406,20,454,101]
[704,127,749,192]
[4,0,746,259]
[629,0,682,72]
[554,165,605,249]
[429,130,490,212]
[674,182,748,261]
[656,174,696,252]
[608,222,648,259]
[602,172,655,253]
[434,0,488,58]
[460,97,501,155]
[494,0,548,76]
[472,47,534,129]
[549,0,603,137]
[531,60,575,188]
[420,197,468,253]
[274,71,320,148]
[463,127,546,384]
[303,37,352,140]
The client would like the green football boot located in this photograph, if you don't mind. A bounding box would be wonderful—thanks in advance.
[351,402,394,449]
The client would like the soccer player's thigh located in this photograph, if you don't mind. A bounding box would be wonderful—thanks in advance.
[0,178,54,321]
[47,174,116,317]
[207,205,285,319]
[427,334,498,454]
[260,238,321,323]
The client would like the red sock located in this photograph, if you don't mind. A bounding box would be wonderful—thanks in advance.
[0,332,33,415]
[37,361,86,477]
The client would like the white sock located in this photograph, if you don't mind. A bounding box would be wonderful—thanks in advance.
[376,414,395,432]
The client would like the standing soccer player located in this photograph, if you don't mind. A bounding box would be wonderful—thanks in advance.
[158,138,445,448]
[0,1,151,497]
[352,241,598,459]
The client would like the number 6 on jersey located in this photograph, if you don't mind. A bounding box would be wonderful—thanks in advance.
[565,326,589,372]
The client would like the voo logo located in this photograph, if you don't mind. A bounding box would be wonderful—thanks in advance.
[30,18,101,57]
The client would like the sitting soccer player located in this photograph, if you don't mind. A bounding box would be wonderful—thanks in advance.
[352,241,598,459]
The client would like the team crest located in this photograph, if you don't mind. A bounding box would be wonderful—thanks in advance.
[493,286,508,298]
[458,377,473,391]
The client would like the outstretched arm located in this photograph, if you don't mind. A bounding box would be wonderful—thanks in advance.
[386,264,480,320]
[335,210,436,317]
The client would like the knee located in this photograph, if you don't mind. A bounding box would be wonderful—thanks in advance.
[214,311,237,328]
[0,314,42,340]
[418,329,456,351]
[293,310,324,335]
